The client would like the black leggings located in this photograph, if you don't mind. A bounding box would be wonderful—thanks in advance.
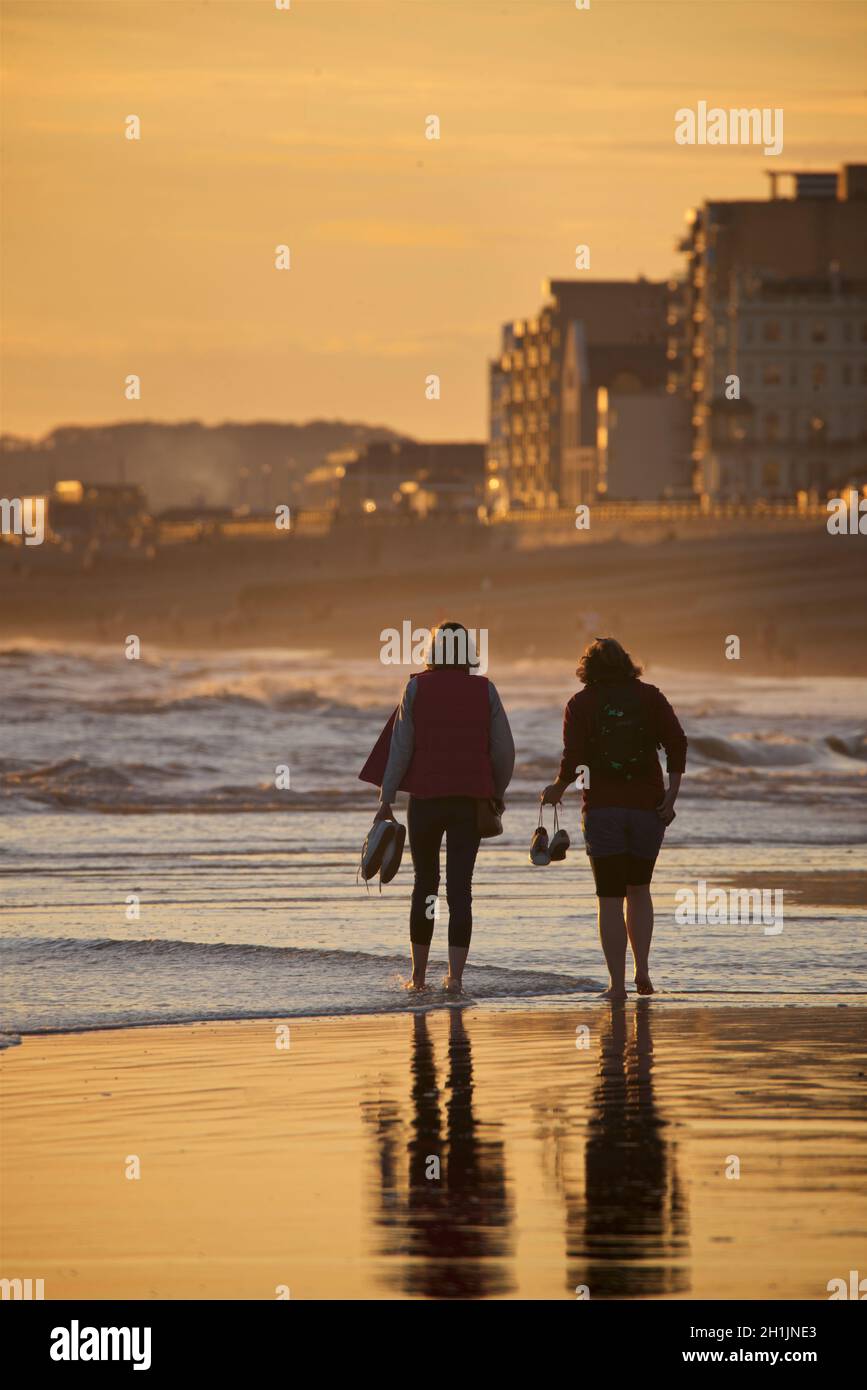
[408,795,481,948]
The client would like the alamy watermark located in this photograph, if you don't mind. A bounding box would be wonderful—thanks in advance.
[0,497,45,545]
[1,1276,44,1299]
[50,1321,151,1370]
[380,622,488,673]
[827,489,866,535]
[675,101,783,157]
[675,879,783,935]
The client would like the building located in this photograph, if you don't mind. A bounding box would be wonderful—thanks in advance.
[672,163,867,499]
[596,389,692,501]
[48,480,150,549]
[488,279,671,510]
[336,441,486,519]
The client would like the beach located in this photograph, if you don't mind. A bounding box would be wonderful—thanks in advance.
[2,1004,865,1300]
[3,523,867,678]
[2,636,865,1302]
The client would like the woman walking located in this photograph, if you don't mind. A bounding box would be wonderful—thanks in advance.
[362,622,515,994]
[540,637,687,1000]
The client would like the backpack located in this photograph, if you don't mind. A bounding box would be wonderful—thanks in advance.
[591,682,656,781]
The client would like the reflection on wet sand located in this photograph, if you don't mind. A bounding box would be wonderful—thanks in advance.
[365,1002,689,1298]
[361,1009,515,1298]
[559,1002,690,1297]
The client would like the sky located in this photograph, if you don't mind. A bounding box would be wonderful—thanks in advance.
[1,0,865,441]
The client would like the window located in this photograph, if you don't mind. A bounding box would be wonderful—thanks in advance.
[811,322,827,344]
[762,460,780,487]
[762,364,782,386]
[812,364,826,388]
[763,320,782,342]
[764,412,781,442]
[842,364,852,386]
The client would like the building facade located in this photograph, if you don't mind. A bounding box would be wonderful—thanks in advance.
[672,163,867,499]
[488,279,672,510]
[336,441,486,519]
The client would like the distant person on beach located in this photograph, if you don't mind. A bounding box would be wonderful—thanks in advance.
[540,637,687,1000]
[361,622,515,995]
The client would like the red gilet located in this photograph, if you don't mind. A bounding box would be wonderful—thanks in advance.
[359,669,495,799]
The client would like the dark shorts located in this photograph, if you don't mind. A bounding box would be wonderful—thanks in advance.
[581,807,666,897]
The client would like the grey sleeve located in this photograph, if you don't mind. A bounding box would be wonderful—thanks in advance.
[488,681,515,799]
[380,677,417,803]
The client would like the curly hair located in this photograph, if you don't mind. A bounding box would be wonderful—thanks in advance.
[576,636,642,685]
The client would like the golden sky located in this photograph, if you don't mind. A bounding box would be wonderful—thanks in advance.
[2,0,865,440]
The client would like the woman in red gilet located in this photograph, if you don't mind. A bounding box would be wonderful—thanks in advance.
[366,622,514,995]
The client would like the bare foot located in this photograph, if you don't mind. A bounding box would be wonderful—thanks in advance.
[405,979,426,992]
[442,975,463,995]
[599,985,628,1001]
[634,974,655,995]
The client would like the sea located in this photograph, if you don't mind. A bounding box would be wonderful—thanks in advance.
[2,642,865,1035]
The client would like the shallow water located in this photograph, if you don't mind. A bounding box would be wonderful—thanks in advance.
[2,643,865,1032]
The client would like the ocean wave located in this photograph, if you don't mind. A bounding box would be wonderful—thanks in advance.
[1,757,863,815]
[0,756,186,801]
[689,730,867,769]
[0,935,597,1034]
[79,687,374,717]
[826,733,867,762]
[0,757,374,812]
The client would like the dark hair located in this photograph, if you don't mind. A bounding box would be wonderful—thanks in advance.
[425,621,479,670]
[576,636,642,685]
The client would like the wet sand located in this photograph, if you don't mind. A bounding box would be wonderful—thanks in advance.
[2,1004,865,1300]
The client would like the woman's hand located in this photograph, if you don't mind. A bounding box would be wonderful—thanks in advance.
[540,782,566,806]
[656,788,677,824]
[374,802,396,822]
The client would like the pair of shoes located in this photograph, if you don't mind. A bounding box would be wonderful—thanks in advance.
[359,817,406,888]
[529,805,570,865]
